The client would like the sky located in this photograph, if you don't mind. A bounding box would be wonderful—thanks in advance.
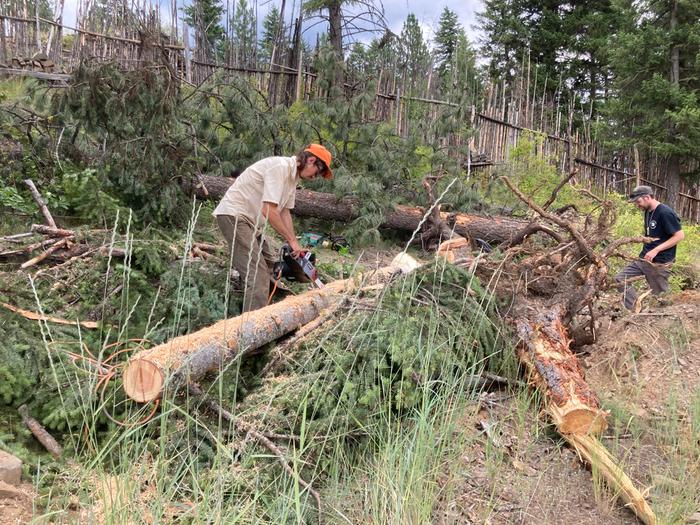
[60,0,484,47]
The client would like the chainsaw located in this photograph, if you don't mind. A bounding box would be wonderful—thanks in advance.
[273,243,324,288]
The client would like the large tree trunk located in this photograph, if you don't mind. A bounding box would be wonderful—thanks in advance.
[123,256,418,403]
[515,304,607,434]
[194,175,530,244]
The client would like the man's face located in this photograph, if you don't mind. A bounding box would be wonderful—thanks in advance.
[633,195,652,211]
[299,155,325,180]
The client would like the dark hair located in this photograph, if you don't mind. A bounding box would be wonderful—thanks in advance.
[296,146,327,175]
[296,148,314,169]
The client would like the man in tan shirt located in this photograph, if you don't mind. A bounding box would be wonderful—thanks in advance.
[213,144,333,312]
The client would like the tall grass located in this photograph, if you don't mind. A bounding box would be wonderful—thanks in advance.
[26,202,515,524]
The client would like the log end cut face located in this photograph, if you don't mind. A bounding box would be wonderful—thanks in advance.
[557,408,608,435]
[123,359,164,403]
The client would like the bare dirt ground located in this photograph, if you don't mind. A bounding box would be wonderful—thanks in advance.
[434,289,700,525]
[0,482,36,524]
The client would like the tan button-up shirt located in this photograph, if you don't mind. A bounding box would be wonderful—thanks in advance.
[213,156,298,230]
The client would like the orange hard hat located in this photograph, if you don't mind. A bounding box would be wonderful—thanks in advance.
[304,143,333,179]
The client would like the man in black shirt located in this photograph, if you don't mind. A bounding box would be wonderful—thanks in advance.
[615,185,685,310]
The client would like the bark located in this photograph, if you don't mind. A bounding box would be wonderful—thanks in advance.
[23,179,57,228]
[122,256,417,403]
[515,304,607,434]
[18,404,62,459]
[665,155,681,212]
[194,175,531,244]
[670,0,679,86]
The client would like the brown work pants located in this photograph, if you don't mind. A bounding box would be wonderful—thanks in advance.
[614,259,672,311]
[216,215,277,313]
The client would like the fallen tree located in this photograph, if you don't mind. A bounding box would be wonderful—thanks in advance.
[486,177,657,525]
[194,175,535,245]
[122,254,420,403]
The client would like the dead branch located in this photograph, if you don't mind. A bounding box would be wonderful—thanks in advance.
[504,222,563,248]
[18,404,63,459]
[601,236,651,258]
[1,302,99,329]
[23,179,57,228]
[20,238,69,268]
[0,232,35,242]
[500,177,601,266]
[30,224,75,237]
[542,169,578,210]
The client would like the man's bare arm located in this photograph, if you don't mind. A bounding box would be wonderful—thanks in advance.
[262,202,302,252]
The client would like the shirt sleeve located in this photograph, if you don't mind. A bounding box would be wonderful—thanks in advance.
[261,164,286,205]
[661,207,682,235]
[286,186,296,210]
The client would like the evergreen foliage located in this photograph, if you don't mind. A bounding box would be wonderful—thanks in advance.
[230,0,257,68]
[239,260,508,445]
[433,8,480,99]
[258,6,283,65]
[602,0,700,204]
[398,14,430,97]
[49,61,195,226]
[476,0,620,115]
[183,0,226,60]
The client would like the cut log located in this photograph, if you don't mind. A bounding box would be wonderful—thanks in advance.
[123,255,418,403]
[194,175,531,244]
[515,304,607,435]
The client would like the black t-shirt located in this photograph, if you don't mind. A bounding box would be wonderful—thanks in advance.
[640,203,682,263]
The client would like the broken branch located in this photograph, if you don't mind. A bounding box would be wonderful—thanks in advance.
[18,404,63,459]
[23,179,57,228]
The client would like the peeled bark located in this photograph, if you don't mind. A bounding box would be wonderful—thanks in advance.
[194,175,529,244]
[123,256,418,403]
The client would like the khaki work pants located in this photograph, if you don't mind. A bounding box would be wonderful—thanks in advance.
[614,259,672,311]
[216,215,277,312]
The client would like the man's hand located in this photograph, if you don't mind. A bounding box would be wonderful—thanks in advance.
[289,241,305,257]
[643,248,659,262]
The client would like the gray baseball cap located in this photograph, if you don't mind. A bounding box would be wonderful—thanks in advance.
[628,185,653,202]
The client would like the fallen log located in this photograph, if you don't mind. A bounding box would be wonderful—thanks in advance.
[122,254,419,403]
[194,175,533,244]
[515,304,607,434]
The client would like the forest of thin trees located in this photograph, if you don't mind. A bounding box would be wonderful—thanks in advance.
[1,0,699,217]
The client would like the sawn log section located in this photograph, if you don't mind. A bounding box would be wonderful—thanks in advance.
[123,258,415,403]
[195,175,528,244]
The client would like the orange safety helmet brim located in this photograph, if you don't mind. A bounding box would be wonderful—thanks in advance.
[304,143,333,179]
